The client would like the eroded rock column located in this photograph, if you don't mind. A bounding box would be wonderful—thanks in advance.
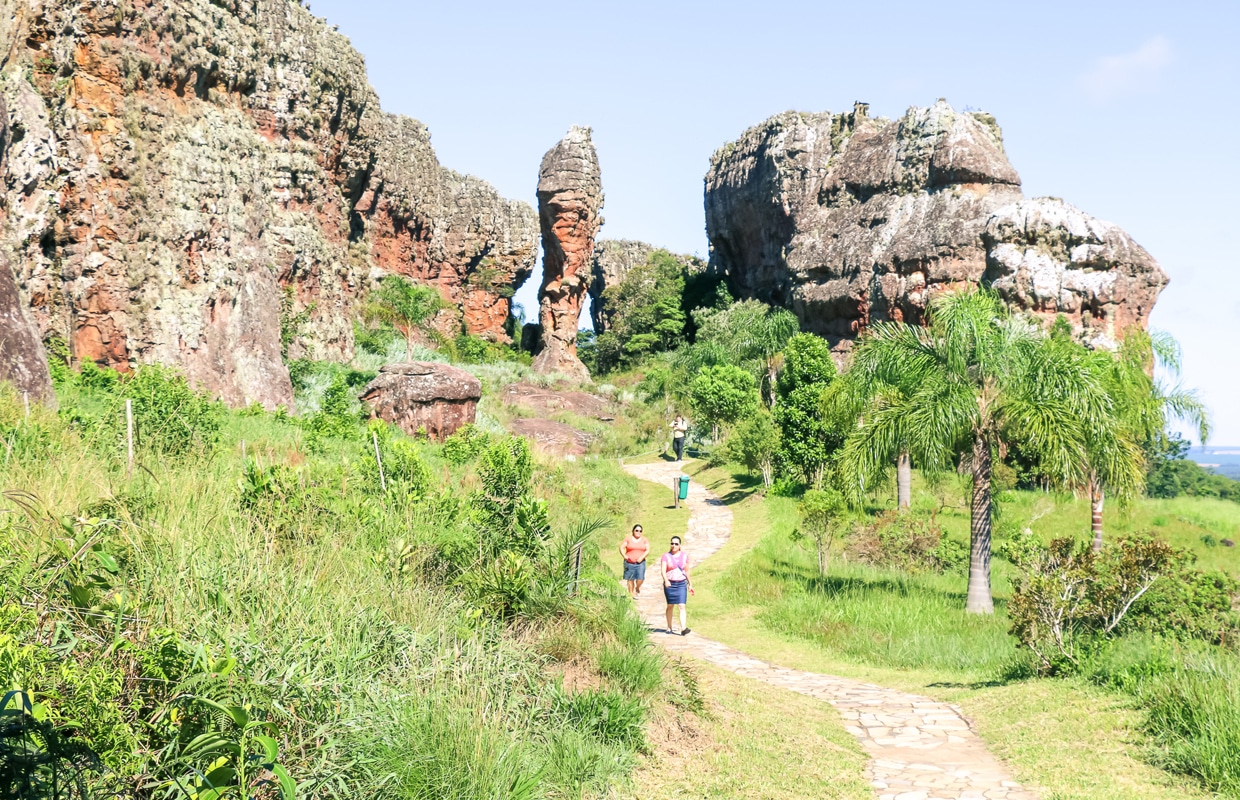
[533,126,602,380]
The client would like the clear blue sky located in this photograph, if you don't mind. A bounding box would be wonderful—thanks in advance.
[312,0,1238,443]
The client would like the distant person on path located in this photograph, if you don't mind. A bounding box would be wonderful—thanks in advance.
[671,414,688,461]
[619,524,650,599]
[660,536,692,635]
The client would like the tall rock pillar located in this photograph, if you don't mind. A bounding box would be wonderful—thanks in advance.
[533,126,602,380]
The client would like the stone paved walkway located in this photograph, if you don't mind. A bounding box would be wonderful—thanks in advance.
[622,459,1038,800]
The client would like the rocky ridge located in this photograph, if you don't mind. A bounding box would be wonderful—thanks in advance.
[704,100,1168,351]
[0,0,536,408]
[533,126,602,381]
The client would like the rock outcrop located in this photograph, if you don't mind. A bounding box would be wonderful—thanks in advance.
[0,0,536,410]
[0,91,54,406]
[509,417,595,456]
[360,361,481,441]
[704,101,1168,351]
[534,127,602,380]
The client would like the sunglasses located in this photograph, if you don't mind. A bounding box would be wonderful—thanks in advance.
[670,541,681,546]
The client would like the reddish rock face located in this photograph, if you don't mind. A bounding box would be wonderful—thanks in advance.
[0,0,535,410]
[509,417,596,456]
[533,127,602,381]
[360,362,481,441]
[705,101,1168,351]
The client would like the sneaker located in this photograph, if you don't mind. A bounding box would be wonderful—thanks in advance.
[681,628,691,636]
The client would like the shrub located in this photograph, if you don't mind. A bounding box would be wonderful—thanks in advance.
[845,511,962,574]
[301,375,364,451]
[726,411,780,488]
[1007,534,1204,672]
[442,424,491,464]
[791,487,849,574]
[123,365,222,457]
[471,437,550,559]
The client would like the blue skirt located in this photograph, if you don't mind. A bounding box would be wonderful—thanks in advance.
[664,579,688,605]
[623,560,646,580]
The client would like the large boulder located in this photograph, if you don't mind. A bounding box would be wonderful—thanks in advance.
[533,126,603,380]
[360,362,481,441]
[704,100,1168,351]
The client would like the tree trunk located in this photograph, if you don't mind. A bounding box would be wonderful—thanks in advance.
[767,364,778,408]
[1090,473,1105,552]
[897,450,911,511]
[966,434,995,614]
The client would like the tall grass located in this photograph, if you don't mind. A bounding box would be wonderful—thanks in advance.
[0,375,680,800]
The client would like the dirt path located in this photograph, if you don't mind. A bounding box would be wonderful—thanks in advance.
[623,459,1039,800]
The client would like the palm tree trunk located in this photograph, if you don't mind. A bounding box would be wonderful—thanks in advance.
[767,363,778,408]
[966,434,995,614]
[1090,473,1105,552]
[897,450,911,511]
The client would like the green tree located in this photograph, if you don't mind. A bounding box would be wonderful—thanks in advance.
[793,487,850,574]
[1081,329,1210,550]
[596,250,688,372]
[362,276,448,358]
[839,290,1131,614]
[694,300,799,405]
[774,334,841,485]
[689,364,758,442]
[727,410,781,488]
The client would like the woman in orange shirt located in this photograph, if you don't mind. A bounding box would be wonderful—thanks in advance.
[618,524,650,599]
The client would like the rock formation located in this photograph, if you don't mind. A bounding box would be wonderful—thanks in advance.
[360,361,481,441]
[0,91,54,407]
[704,101,1168,351]
[509,417,596,457]
[0,0,536,410]
[534,127,602,380]
[589,239,705,333]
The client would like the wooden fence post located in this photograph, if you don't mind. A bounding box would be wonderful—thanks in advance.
[125,399,134,478]
[372,431,387,492]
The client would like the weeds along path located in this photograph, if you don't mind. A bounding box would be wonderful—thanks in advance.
[622,459,1039,800]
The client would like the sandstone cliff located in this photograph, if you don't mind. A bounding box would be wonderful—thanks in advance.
[0,0,536,409]
[534,126,602,380]
[704,101,1167,351]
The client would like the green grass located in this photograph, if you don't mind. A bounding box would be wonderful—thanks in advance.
[0,378,687,800]
[675,460,1225,800]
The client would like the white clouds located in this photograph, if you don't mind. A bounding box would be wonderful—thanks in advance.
[1079,36,1173,101]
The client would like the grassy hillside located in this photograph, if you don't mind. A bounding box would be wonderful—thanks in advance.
[0,366,691,800]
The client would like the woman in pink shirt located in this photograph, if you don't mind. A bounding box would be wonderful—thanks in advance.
[660,536,692,635]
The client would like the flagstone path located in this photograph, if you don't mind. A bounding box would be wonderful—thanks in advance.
[622,459,1038,800]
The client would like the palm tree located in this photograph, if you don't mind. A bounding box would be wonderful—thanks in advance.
[839,290,1131,614]
[827,364,918,511]
[740,307,799,407]
[362,276,448,359]
[1083,329,1210,551]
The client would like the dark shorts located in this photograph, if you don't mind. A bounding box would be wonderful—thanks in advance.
[664,579,688,605]
[623,560,646,580]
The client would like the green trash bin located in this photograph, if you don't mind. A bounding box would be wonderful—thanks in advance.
[678,475,691,501]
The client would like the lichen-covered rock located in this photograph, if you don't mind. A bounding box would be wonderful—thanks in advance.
[534,127,602,380]
[0,0,536,410]
[360,361,481,441]
[705,100,1167,350]
[0,91,54,407]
